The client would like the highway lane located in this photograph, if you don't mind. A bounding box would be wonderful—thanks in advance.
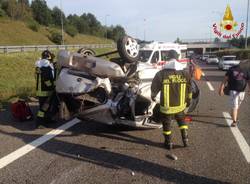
[198,61,250,146]
[0,62,250,183]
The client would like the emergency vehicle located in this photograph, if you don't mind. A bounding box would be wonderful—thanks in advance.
[139,41,189,67]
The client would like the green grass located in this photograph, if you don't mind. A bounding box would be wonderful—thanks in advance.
[0,18,113,45]
[0,48,116,102]
[0,18,115,108]
[0,52,39,101]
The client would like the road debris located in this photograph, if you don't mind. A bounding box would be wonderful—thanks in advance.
[166,153,178,161]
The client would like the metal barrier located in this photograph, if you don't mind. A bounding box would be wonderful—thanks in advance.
[0,44,115,54]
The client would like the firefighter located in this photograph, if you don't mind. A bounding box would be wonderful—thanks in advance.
[35,50,56,127]
[151,50,192,149]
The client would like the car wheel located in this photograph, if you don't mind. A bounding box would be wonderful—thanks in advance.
[117,35,139,63]
[77,48,96,57]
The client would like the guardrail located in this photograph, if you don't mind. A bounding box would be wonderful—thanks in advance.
[0,44,115,54]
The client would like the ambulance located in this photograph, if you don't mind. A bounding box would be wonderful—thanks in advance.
[139,41,189,68]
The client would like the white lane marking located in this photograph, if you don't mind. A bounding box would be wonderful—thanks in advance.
[223,112,250,163]
[0,118,81,170]
[201,71,215,91]
[206,81,215,91]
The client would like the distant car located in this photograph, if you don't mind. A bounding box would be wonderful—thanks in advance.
[206,55,219,64]
[218,55,240,70]
[201,54,209,62]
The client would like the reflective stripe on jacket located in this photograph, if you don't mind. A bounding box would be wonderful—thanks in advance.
[35,60,55,97]
[151,69,192,114]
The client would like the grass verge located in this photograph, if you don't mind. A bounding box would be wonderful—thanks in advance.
[0,48,116,103]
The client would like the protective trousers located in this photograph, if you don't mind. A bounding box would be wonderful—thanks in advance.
[36,92,58,124]
[161,111,188,149]
[36,96,51,123]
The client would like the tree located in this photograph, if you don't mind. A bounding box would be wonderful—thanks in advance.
[51,6,65,26]
[174,37,182,43]
[229,35,245,48]
[65,24,78,37]
[18,0,31,20]
[1,0,31,20]
[109,25,126,41]
[31,0,52,26]
[5,0,18,19]
[18,0,29,6]
[81,13,104,36]
[0,1,6,17]
[1,0,9,14]
[214,37,221,43]
[67,14,90,34]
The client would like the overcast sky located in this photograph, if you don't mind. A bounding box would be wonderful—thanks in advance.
[43,0,247,42]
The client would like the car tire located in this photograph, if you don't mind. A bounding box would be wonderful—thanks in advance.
[77,48,96,57]
[117,35,139,63]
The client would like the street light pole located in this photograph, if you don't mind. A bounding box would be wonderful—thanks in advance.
[105,14,110,42]
[143,18,146,41]
[60,0,64,45]
[245,0,249,49]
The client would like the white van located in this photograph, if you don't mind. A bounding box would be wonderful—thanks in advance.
[137,42,189,99]
[139,41,189,68]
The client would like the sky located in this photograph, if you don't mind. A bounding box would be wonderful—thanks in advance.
[42,0,247,42]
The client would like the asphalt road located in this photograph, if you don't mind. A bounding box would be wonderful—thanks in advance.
[0,61,250,184]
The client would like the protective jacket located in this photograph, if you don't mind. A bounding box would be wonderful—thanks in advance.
[151,59,192,114]
[35,59,55,97]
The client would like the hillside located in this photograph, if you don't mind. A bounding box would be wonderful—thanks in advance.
[0,47,115,102]
[0,18,113,46]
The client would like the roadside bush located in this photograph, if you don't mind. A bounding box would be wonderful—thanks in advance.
[0,7,5,17]
[65,24,78,37]
[26,19,40,32]
[49,31,62,45]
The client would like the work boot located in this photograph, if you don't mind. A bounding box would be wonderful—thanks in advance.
[35,118,47,129]
[164,135,173,150]
[181,129,188,147]
[35,117,56,129]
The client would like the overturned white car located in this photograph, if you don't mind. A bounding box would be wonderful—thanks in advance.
[55,36,200,128]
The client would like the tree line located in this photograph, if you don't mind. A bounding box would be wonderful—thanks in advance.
[0,0,126,43]
[228,35,250,49]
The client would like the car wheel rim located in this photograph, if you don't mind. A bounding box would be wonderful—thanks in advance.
[124,37,139,58]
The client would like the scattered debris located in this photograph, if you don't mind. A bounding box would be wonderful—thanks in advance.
[166,153,178,161]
